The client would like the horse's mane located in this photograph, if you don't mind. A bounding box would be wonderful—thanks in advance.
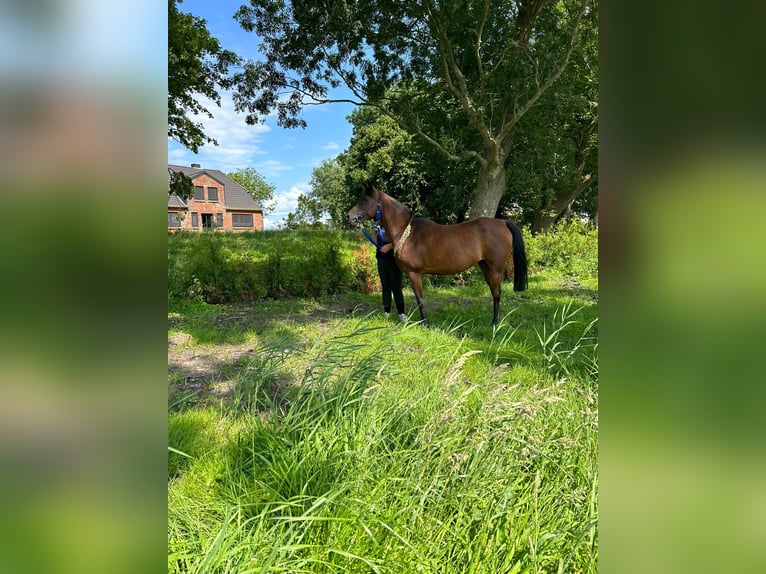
[367,182,414,219]
[387,193,414,219]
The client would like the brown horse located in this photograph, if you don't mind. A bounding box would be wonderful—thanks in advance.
[347,182,528,325]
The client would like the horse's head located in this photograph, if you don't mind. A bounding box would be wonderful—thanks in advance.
[347,181,381,227]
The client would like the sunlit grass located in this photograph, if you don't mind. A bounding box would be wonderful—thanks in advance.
[168,225,597,573]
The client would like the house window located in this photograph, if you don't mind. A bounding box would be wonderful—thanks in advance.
[194,186,204,200]
[168,212,182,227]
[191,213,199,227]
[215,213,223,228]
[232,213,254,228]
[207,187,219,202]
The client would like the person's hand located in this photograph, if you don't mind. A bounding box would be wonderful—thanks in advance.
[379,243,393,253]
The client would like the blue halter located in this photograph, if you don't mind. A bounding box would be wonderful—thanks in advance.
[361,199,384,247]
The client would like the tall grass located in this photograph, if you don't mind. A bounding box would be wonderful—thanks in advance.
[169,317,597,572]
[169,223,597,573]
[535,302,598,378]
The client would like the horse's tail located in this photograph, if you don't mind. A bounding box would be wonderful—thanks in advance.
[505,220,528,291]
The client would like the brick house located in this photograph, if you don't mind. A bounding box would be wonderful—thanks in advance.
[168,163,264,232]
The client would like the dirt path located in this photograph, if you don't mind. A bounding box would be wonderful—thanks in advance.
[168,332,256,405]
[168,299,363,407]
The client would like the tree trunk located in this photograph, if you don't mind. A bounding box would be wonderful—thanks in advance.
[468,160,507,220]
[530,174,593,234]
[530,204,559,235]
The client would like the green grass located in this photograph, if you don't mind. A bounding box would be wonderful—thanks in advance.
[169,227,597,573]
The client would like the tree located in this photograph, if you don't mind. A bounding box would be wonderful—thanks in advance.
[342,108,428,214]
[231,0,592,219]
[284,196,327,229]
[168,168,194,198]
[226,167,277,212]
[503,1,598,232]
[168,0,239,152]
[341,106,474,224]
[308,158,349,228]
[293,75,596,231]
[286,158,348,229]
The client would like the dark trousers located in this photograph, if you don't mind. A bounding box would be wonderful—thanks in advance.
[376,256,405,314]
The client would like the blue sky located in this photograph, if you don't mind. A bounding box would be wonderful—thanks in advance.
[168,0,357,229]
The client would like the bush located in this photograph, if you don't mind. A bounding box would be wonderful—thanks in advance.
[168,223,598,304]
[348,242,379,294]
[259,231,349,297]
[168,230,372,303]
[525,219,598,277]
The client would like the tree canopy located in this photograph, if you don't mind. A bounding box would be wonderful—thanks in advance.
[232,0,594,219]
[227,167,277,212]
[168,0,239,152]
[285,158,345,229]
[288,80,597,232]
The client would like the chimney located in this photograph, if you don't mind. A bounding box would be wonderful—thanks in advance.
[191,163,201,168]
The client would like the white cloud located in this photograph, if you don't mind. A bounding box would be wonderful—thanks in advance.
[168,145,190,163]
[321,141,339,150]
[264,183,311,229]
[195,93,270,143]
[170,91,271,173]
[262,216,282,230]
[254,159,294,179]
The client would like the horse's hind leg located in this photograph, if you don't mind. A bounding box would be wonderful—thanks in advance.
[478,260,502,325]
[407,271,428,325]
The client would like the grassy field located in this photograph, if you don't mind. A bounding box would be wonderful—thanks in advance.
[168,226,597,573]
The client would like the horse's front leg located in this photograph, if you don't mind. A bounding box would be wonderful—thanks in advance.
[407,272,428,325]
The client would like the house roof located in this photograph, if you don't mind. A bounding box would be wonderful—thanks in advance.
[168,164,263,212]
[168,194,187,209]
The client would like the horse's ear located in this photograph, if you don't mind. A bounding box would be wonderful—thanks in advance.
[363,181,381,197]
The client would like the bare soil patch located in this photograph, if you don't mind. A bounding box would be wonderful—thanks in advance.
[168,299,363,407]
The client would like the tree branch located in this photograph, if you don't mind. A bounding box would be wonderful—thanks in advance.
[423,0,494,152]
[413,123,486,167]
[271,79,365,107]
[498,0,589,145]
[365,92,487,168]
[474,0,491,89]
[514,0,550,46]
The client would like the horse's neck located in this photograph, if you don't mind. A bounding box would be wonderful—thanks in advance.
[380,194,410,239]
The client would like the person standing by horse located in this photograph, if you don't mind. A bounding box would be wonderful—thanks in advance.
[361,214,407,321]
[349,183,528,326]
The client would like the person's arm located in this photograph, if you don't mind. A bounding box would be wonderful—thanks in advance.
[379,243,393,253]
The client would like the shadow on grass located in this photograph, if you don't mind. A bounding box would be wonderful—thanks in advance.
[168,296,374,410]
[168,295,372,347]
[168,273,597,414]
[414,275,595,329]
[405,274,598,376]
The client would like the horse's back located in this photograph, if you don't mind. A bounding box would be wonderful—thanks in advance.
[403,217,513,274]
[453,218,513,250]
[415,216,506,233]
[413,217,511,248]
